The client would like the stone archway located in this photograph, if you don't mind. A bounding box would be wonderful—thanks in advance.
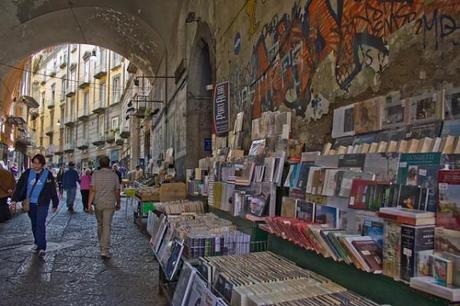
[184,21,216,176]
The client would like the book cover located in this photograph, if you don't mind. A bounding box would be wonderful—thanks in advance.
[280,196,297,218]
[185,274,208,306]
[432,255,454,286]
[442,252,460,287]
[400,224,435,282]
[364,153,400,183]
[349,179,377,210]
[201,287,219,306]
[441,154,460,170]
[435,227,460,255]
[362,217,384,249]
[295,161,315,190]
[398,140,409,153]
[397,153,442,212]
[444,87,460,120]
[353,97,383,134]
[383,221,401,279]
[408,139,420,153]
[408,92,442,125]
[382,91,406,129]
[248,193,269,217]
[332,104,355,138]
[311,168,327,195]
[442,136,456,154]
[398,185,424,210]
[438,170,460,230]
[315,204,339,228]
[165,240,185,280]
[172,262,196,306]
[418,137,434,153]
[432,137,442,152]
[305,166,321,194]
[336,170,375,198]
[442,119,460,137]
[361,143,371,154]
[416,249,434,277]
[351,239,383,273]
[338,153,366,170]
[322,169,341,196]
[368,142,379,153]
[315,155,339,168]
[295,200,315,223]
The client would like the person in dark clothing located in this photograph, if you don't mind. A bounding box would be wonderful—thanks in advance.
[63,161,80,212]
[112,164,122,184]
[11,154,59,256]
[56,165,65,196]
[0,166,16,222]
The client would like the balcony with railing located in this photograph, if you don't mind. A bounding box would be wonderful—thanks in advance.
[66,82,76,97]
[64,114,76,127]
[115,133,124,145]
[79,74,91,89]
[92,133,105,146]
[64,142,75,153]
[94,61,107,79]
[78,106,90,121]
[16,130,35,146]
[47,100,55,109]
[45,144,55,158]
[77,139,89,150]
[93,99,106,114]
[45,126,54,136]
[105,130,115,144]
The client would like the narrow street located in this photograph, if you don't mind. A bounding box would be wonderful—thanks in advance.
[0,194,167,306]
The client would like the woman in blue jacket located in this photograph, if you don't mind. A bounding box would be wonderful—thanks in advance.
[12,154,59,256]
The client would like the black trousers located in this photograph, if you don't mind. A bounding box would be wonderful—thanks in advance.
[81,190,89,210]
[0,197,11,222]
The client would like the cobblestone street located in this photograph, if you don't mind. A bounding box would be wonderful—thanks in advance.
[0,195,167,306]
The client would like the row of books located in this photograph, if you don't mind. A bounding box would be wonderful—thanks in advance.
[149,213,251,260]
[332,87,460,139]
[263,217,383,274]
[324,135,460,156]
[155,200,205,215]
[195,252,380,306]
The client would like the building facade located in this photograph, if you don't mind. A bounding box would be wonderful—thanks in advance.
[28,44,130,169]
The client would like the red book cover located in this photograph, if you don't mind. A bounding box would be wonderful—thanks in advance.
[437,170,460,230]
[351,239,383,273]
[349,179,376,209]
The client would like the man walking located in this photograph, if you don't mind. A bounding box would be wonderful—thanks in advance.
[63,161,79,212]
[0,164,16,222]
[88,155,120,259]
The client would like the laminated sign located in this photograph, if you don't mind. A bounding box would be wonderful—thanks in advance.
[213,81,230,136]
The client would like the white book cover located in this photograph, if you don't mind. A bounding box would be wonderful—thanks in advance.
[332,104,355,138]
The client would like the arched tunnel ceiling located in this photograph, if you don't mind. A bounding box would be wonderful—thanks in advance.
[0,0,184,108]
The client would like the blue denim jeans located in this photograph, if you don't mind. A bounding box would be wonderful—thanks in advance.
[28,203,49,250]
[66,187,77,209]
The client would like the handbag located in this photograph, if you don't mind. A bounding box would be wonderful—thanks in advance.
[22,171,44,212]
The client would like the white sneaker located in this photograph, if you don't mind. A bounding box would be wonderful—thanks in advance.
[101,252,112,259]
[37,250,46,257]
[31,244,39,251]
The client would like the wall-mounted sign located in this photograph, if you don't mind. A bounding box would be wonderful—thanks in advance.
[204,137,212,152]
[213,81,230,136]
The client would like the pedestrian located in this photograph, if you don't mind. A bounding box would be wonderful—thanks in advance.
[0,164,16,223]
[11,154,59,256]
[63,161,80,212]
[87,155,121,259]
[80,169,92,212]
[56,165,65,197]
[112,164,122,184]
[135,165,144,181]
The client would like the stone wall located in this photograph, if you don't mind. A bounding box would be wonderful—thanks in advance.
[149,0,460,174]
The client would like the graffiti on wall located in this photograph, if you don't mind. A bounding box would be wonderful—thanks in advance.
[233,0,460,119]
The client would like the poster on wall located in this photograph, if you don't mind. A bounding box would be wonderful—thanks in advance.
[213,81,230,136]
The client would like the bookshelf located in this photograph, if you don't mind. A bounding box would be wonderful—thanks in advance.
[207,203,450,306]
[267,233,450,306]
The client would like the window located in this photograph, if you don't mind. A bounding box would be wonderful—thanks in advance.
[41,92,45,110]
[99,81,106,106]
[111,52,120,68]
[60,75,66,101]
[50,110,54,127]
[70,68,76,92]
[51,83,56,105]
[111,116,119,130]
[98,114,105,137]
[83,92,89,114]
[83,59,90,82]
[112,75,120,103]
[82,122,87,140]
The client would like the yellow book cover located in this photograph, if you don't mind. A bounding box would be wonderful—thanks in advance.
[442,136,456,154]
[408,139,420,153]
[377,141,388,153]
[360,143,370,154]
[398,140,408,153]
[368,142,379,153]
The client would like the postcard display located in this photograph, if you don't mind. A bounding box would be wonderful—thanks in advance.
[178,87,460,305]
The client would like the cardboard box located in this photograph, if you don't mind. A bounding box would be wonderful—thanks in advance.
[159,183,187,202]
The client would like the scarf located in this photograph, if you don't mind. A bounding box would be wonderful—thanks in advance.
[27,169,49,204]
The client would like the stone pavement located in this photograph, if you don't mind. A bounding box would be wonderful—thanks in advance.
[0,194,167,306]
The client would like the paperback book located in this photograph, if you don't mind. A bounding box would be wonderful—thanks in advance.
[437,170,460,230]
[332,104,355,139]
[353,97,384,134]
[397,153,442,212]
